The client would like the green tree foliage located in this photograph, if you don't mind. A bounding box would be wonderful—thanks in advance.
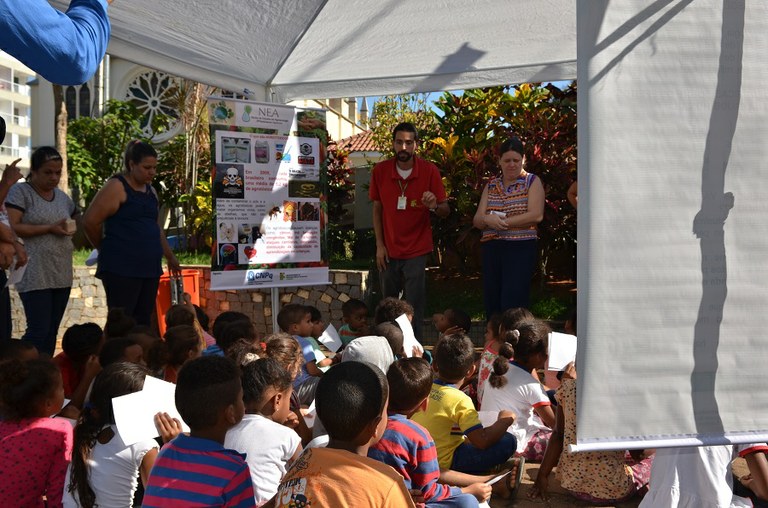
[368,84,577,278]
[67,100,167,207]
[370,94,438,157]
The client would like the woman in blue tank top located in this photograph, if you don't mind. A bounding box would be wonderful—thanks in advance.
[83,141,181,326]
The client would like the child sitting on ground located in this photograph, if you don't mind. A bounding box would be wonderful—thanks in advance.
[54,322,104,410]
[206,311,252,356]
[64,362,161,508]
[374,321,406,358]
[302,306,333,368]
[0,359,71,506]
[368,357,494,507]
[482,319,555,462]
[374,296,414,325]
[98,337,144,368]
[530,363,654,504]
[478,308,532,408]
[225,358,302,506]
[142,356,255,507]
[277,304,325,406]
[264,333,312,445]
[148,324,202,383]
[338,298,369,346]
[433,308,472,336]
[273,361,415,507]
[412,333,518,475]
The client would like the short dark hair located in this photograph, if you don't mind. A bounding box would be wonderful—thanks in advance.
[99,337,140,368]
[499,307,534,335]
[241,358,292,405]
[218,320,257,353]
[0,340,37,362]
[148,325,199,370]
[212,311,251,340]
[392,122,418,141]
[105,308,137,340]
[0,359,60,419]
[386,358,432,412]
[433,333,475,382]
[316,361,388,441]
[62,323,103,360]
[175,356,241,430]
[342,299,368,318]
[374,297,414,325]
[165,304,196,328]
[374,322,404,357]
[445,308,471,334]
[277,304,309,333]
[305,305,322,322]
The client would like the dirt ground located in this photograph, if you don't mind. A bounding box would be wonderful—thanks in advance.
[488,460,641,508]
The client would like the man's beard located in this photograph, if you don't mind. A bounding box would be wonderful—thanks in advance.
[396,150,413,162]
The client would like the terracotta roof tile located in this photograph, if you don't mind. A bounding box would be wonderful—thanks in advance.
[335,130,378,153]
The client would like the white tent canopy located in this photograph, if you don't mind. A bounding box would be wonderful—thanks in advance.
[51,0,576,101]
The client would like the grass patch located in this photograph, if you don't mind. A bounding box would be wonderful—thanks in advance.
[73,249,211,266]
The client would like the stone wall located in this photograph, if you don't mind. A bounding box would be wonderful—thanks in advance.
[10,267,373,342]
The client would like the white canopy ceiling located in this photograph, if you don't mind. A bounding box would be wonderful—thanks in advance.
[52,0,576,102]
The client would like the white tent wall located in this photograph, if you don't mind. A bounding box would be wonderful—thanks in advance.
[575,0,768,451]
[50,0,576,101]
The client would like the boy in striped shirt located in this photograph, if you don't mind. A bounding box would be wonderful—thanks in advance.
[368,358,490,507]
[143,356,256,507]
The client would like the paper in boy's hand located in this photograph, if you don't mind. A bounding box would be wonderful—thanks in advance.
[486,469,512,486]
[396,314,423,358]
[547,332,577,371]
[317,324,343,352]
[5,259,26,288]
[313,347,330,373]
[303,399,317,429]
[112,375,189,446]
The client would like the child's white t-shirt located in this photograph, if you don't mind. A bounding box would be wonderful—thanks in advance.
[62,425,158,508]
[224,413,301,506]
[639,443,768,508]
[481,362,551,453]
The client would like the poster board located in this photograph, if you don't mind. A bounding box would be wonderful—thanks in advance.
[207,98,329,290]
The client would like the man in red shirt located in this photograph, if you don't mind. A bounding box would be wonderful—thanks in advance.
[369,122,449,340]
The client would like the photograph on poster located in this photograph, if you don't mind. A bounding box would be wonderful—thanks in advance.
[298,202,320,221]
[217,221,237,244]
[214,163,245,199]
[220,136,251,163]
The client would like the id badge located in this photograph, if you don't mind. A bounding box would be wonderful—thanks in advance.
[397,196,407,210]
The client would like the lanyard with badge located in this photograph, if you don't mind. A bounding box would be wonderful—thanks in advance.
[397,179,408,210]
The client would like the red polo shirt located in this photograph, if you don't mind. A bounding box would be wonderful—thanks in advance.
[369,157,447,259]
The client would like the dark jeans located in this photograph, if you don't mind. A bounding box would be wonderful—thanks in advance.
[451,432,517,474]
[0,271,11,342]
[379,255,427,340]
[100,272,160,327]
[19,287,71,356]
[481,239,537,320]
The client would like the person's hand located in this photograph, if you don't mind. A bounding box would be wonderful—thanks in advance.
[421,191,437,211]
[167,255,182,276]
[1,159,22,187]
[49,219,73,236]
[562,361,577,380]
[484,213,508,230]
[463,482,492,502]
[83,354,102,380]
[411,345,423,358]
[12,242,27,268]
[407,488,426,506]
[498,409,516,425]
[528,473,550,500]
[283,411,300,429]
[376,244,389,271]
[154,412,183,443]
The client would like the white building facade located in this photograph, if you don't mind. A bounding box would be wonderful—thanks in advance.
[0,52,34,172]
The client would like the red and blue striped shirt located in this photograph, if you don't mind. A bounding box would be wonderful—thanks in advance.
[142,433,255,507]
[368,413,461,503]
